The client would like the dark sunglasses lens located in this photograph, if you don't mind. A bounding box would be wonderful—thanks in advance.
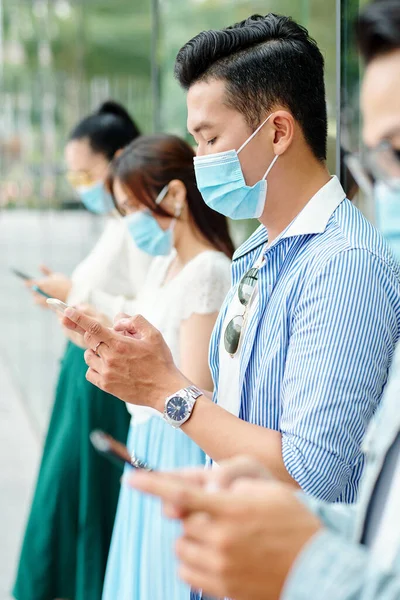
[224,314,244,355]
[238,267,259,306]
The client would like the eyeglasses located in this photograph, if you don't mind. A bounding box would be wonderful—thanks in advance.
[66,170,98,188]
[224,266,260,356]
[346,141,400,196]
[366,141,400,183]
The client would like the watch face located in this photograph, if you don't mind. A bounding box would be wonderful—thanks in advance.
[166,396,190,422]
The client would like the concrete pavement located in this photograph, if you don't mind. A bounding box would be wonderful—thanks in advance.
[0,355,40,600]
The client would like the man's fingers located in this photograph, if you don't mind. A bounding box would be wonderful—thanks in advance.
[212,455,273,490]
[113,312,132,325]
[175,533,217,575]
[61,316,86,336]
[178,563,223,599]
[128,472,232,517]
[84,349,103,371]
[85,367,104,390]
[113,314,156,340]
[64,308,113,347]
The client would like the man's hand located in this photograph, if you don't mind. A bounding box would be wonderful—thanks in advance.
[129,466,322,600]
[26,265,72,307]
[60,304,112,349]
[62,308,186,408]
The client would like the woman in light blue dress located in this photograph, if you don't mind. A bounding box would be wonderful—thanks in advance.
[102,134,234,599]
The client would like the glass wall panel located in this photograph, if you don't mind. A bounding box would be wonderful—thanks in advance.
[0,0,153,432]
[340,0,372,218]
[0,0,153,210]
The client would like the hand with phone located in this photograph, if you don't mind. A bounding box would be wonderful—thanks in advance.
[90,430,153,471]
[52,301,112,349]
[25,265,73,308]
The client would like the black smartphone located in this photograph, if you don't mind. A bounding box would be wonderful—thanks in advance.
[11,268,33,281]
[90,430,154,471]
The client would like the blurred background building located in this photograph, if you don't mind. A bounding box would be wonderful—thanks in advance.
[0,1,370,597]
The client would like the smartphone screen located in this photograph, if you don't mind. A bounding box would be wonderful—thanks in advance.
[90,430,153,471]
[46,298,70,313]
[12,268,33,281]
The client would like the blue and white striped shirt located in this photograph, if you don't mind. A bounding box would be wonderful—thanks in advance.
[209,176,400,503]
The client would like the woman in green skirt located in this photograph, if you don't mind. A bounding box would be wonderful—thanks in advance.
[13,101,150,600]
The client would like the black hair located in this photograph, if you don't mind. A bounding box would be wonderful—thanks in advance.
[175,13,327,161]
[357,0,400,64]
[69,100,141,160]
[106,134,235,259]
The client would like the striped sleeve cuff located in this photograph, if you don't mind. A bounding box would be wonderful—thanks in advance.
[282,530,367,600]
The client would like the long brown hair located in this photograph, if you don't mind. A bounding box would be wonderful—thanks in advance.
[106,134,234,258]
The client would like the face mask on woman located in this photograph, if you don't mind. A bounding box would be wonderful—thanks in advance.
[125,185,177,256]
[76,181,115,215]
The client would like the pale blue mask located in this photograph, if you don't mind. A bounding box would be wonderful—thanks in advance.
[125,185,175,256]
[193,114,279,220]
[375,179,400,261]
[76,181,115,214]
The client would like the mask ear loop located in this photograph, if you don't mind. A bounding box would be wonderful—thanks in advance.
[237,114,274,155]
[155,184,182,232]
[155,184,169,206]
[263,154,279,179]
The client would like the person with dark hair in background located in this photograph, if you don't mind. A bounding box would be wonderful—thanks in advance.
[93,134,232,600]
[65,11,399,511]
[13,101,150,600]
[126,2,400,599]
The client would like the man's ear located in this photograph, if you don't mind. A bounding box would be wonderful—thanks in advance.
[270,110,295,156]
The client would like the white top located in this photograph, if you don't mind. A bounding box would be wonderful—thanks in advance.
[127,249,232,423]
[67,215,151,318]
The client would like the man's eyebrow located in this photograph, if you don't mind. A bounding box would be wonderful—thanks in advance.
[191,121,213,134]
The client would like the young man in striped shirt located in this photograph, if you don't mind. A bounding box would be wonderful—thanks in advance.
[65,12,400,504]
[128,2,400,599]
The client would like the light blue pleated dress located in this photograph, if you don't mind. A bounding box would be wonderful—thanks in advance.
[102,416,205,600]
[102,250,232,600]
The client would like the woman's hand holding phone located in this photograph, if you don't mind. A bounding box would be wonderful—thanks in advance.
[26,265,72,308]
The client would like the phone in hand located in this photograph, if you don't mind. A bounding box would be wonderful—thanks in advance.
[46,298,70,313]
[12,268,52,299]
[11,268,34,281]
[90,430,153,471]
[32,285,51,299]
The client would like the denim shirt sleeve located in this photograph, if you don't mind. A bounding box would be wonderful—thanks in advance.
[282,530,400,600]
[298,493,357,538]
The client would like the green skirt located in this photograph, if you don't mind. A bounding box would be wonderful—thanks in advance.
[13,342,131,600]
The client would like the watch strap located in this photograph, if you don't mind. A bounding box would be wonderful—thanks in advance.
[187,385,202,400]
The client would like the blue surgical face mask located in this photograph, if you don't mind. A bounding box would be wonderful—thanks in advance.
[375,179,400,261]
[76,181,115,215]
[193,114,279,220]
[125,185,176,256]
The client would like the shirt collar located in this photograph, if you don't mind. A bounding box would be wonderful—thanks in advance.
[233,176,346,261]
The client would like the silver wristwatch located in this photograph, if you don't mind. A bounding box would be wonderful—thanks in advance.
[163,385,202,428]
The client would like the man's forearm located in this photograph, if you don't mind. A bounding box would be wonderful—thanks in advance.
[151,372,294,484]
[182,394,295,485]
